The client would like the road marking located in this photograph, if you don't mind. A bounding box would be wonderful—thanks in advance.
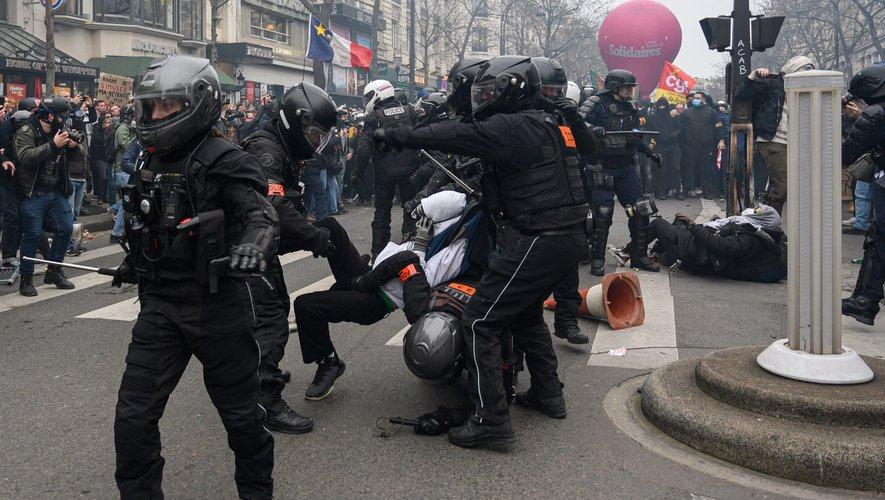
[696,198,726,224]
[587,270,678,369]
[0,273,112,314]
[68,244,126,264]
[76,251,312,322]
[386,325,410,346]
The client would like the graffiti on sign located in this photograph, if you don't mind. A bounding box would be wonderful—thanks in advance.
[97,73,134,107]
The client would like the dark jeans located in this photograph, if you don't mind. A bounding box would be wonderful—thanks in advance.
[19,191,73,276]
[861,183,885,303]
[114,278,274,499]
[461,231,585,423]
[681,144,715,192]
[371,171,416,256]
[0,182,20,260]
[654,147,682,195]
[91,157,108,203]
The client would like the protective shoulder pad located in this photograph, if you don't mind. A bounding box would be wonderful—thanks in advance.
[193,136,242,167]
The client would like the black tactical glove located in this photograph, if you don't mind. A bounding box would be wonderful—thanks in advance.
[554,97,582,125]
[403,198,421,218]
[373,128,392,152]
[311,227,336,258]
[674,213,694,226]
[111,259,137,288]
[649,152,663,168]
[590,126,606,138]
[229,243,267,272]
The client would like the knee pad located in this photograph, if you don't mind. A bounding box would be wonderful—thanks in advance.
[594,205,614,227]
[624,196,658,217]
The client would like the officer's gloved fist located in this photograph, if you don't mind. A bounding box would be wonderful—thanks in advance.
[554,97,582,124]
[229,243,267,272]
[403,198,421,218]
[412,216,433,253]
[649,153,663,168]
[590,126,606,138]
[373,128,392,152]
[674,213,694,226]
[312,227,336,258]
[111,260,137,288]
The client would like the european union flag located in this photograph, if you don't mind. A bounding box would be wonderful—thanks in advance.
[306,14,333,63]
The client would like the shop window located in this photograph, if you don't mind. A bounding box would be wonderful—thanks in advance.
[95,0,177,31]
[179,0,203,40]
[57,0,83,16]
[250,9,290,45]
[0,0,7,22]
[291,19,308,54]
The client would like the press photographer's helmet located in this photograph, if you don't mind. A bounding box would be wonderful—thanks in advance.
[403,311,464,384]
[446,57,488,117]
[566,81,581,105]
[470,55,540,119]
[531,57,568,100]
[134,55,221,156]
[277,82,337,159]
[36,97,71,129]
[603,69,638,92]
[363,79,395,113]
[848,65,885,104]
[416,91,450,122]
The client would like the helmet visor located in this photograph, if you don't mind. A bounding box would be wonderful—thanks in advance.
[470,82,499,116]
[306,125,333,152]
[540,83,566,99]
[136,93,189,127]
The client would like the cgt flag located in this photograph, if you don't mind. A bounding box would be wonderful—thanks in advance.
[306,14,372,69]
[657,61,696,96]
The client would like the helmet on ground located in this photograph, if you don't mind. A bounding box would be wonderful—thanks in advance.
[362,79,395,113]
[566,81,581,105]
[416,91,450,122]
[470,55,540,119]
[134,55,221,155]
[531,57,568,99]
[603,69,638,92]
[848,65,885,104]
[446,58,488,117]
[403,311,464,383]
[277,82,337,159]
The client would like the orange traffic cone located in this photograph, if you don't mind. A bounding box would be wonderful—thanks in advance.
[543,271,644,330]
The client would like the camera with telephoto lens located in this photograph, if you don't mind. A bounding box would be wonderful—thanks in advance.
[65,128,84,143]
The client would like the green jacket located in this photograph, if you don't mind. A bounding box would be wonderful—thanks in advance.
[12,118,84,198]
[113,122,135,172]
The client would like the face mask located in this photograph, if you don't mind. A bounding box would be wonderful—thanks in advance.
[691,99,702,108]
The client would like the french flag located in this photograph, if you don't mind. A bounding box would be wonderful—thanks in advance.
[306,14,372,70]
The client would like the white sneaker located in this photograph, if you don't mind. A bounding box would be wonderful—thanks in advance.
[841,217,856,227]
[2,257,19,268]
[33,264,47,275]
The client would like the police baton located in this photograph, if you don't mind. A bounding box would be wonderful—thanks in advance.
[418,150,479,199]
[22,256,118,276]
[603,130,660,136]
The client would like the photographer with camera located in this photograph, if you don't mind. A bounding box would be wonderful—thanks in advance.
[12,97,85,296]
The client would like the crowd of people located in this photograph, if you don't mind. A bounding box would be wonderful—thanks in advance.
[0,50,882,499]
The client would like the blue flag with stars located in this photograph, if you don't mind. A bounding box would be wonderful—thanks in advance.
[306,14,334,63]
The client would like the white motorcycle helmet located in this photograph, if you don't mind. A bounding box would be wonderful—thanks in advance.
[565,81,581,105]
[362,79,395,114]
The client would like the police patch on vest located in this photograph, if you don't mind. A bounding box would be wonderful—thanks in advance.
[259,153,274,167]
[383,106,405,116]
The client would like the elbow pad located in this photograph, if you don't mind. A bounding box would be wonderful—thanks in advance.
[240,205,280,257]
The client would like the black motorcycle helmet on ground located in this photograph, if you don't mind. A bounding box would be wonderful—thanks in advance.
[403,311,464,383]
[276,82,337,159]
[470,55,541,119]
[36,97,71,130]
[134,55,222,156]
[531,57,568,99]
[416,91,450,122]
[445,57,488,117]
[848,65,885,104]
[602,69,638,93]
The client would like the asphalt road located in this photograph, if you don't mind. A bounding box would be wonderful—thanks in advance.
[0,198,879,499]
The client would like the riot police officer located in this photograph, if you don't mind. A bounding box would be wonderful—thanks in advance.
[375,56,589,448]
[111,56,276,498]
[356,80,420,258]
[581,69,662,276]
[240,82,338,433]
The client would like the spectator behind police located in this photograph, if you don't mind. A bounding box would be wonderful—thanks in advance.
[714,100,731,197]
[110,106,135,206]
[109,139,142,244]
[646,97,682,200]
[678,91,721,199]
[13,97,84,296]
[737,55,815,215]
[0,102,42,267]
[89,115,113,203]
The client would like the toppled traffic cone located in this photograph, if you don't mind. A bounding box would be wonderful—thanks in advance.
[544,271,644,330]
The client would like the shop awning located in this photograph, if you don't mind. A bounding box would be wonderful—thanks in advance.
[0,21,88,66]
[86,55,240,90]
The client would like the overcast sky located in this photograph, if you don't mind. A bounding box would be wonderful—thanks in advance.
[612,0,739,78]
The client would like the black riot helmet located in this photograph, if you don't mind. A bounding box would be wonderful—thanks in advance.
[416,91,450,122]
[394,89,410,105]
[470,55,540,119]
[36,97,71,129]
[135,55,222,156]
[848,65,885,104]
[603,69,638,92]
[276,82,337,159]
[403,311,464,384]
[531,57,568,99]
[446,57,488,117]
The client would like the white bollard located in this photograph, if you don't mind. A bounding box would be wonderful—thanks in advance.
[756,70,873,384]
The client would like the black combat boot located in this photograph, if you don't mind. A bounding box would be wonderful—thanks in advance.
[448,417,514,448]
[19,274,37,297]
[44,265,75,289]
[265,400,314,434]
[553,324,589,344]
[515,388,567,419]
[589,220,610,277]
[842,296,880,326]
[628,216,660,272]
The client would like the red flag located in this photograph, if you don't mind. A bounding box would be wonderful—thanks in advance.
[657,61,696,95]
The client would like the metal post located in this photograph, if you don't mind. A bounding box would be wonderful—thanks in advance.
[756,70,873,384]
[408,0,416,100]
[727,0,753,215]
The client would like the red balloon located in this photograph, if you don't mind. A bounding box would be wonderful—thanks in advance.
[597,0,682,96]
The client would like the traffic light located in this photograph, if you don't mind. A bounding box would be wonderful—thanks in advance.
[700,17,731,52]
[751,16,784,52]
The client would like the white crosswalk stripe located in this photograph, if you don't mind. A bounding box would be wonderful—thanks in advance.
[386,325,410,346]
[0,272,112,314]
[76,251,312,322]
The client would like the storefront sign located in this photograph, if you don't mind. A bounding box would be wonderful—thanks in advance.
[6,83,26,106]
[97,73,134,107]
[53,85,71,97]
[0,57,99,78]
[132,39,180,57]
[217,43,273,61]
